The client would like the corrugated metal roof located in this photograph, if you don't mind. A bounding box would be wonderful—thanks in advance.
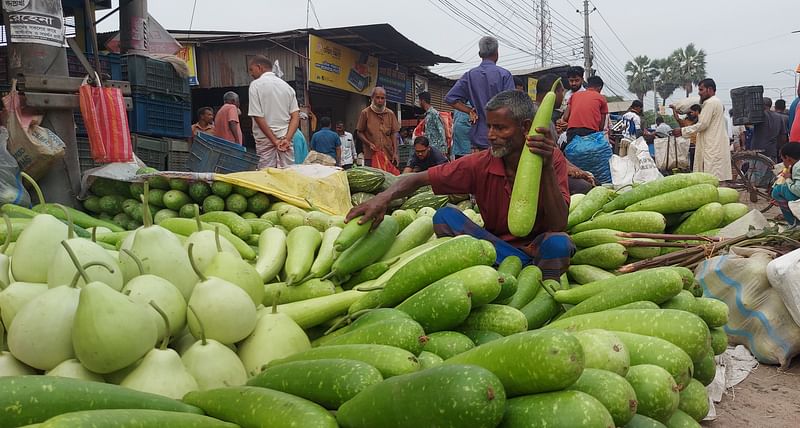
[171,24,457,67]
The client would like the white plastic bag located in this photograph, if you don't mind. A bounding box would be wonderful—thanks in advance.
[696,248,800,368]
[610,137,662,190]
[672,96,702,114]
[653,135,691,171]
[766,248,800,328]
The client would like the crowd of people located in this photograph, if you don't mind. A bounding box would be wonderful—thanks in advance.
[186,38,800,235]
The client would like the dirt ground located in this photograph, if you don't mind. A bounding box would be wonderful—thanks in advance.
[701,189,799,427]
[703,361,800,428]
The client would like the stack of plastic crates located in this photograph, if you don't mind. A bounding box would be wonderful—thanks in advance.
[123,54,191,139]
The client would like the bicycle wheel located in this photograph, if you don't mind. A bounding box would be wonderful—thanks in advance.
[731,151,776,211]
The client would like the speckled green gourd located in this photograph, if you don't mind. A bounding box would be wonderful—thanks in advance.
[462,329,504,345]
[506,266,542,309]
[312,308,411,346]
[573,329,630,376]
[709,327,728,355]
[0,376,203,428]
[545,309,711,362]
[316,317,426,355]
[395,281,472,332]
[422,331,475,359]
[611,331,694,390]
[624,414,668,428]
[417,351,444,368]
[247,359,383,409]
[563,269,683,318]
[555,268,681,305]
[38,409,236,428]
[693,350,716,386]
[266,344,419,378]
[519,287,561,329]
[444,330,584,396]
[567,368,639,426]
[184,386,337,428]
[457,304,528,336]
[499,390,615,428]
[337,364,506,428]
[571,243,628,270]
[442,265,502,307]
[678,378,710,422]
[626,364,680,423]
[665,409,701,428]
[378,236,496,307]
[568,264,617,284]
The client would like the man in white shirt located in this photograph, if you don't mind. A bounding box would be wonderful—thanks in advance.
[621,100,644,139]
[247,55,300,169]
[336,121,357,169]
[672,78,732,181]
[654,116,673,135]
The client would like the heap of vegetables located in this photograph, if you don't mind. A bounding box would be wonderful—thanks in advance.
[0,171,727,427]
[566,172,749,272]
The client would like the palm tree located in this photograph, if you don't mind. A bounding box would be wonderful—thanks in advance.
[670,43,707,97]
[625,55,653,102]
[650,58,680,105]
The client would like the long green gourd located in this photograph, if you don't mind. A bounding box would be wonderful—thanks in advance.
[508,80,559,237]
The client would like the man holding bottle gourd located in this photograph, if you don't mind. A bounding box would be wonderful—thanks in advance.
[346,90,575,281]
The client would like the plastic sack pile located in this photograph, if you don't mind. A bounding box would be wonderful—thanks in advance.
[696,248,800,368]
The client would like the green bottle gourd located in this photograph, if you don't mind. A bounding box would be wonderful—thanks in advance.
[507,81,559,237]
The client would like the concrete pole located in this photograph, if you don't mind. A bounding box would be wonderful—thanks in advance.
[120,0,148,54]
[654,80,659,114]
[3,1,80,206]
[582,0,593,78]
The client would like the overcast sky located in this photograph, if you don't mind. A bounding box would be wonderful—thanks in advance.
[97,0,800,108]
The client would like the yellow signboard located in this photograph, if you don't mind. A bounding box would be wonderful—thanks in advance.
[177,44,198,86]
[308,34,378,95]
[527,77,538,101]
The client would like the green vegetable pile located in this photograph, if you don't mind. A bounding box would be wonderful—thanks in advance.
[82,169,273,233]
[0,170,725,428]
[567,172,750,273]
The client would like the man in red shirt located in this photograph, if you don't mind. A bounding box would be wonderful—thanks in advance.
[214,91,243,145]
[346,90,575,281]
[560,76,613,184]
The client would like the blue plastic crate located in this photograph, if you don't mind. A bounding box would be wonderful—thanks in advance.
[122,54,190,98]
[128,95,191,138]
[188,132,259,173]
[67,51,122,80]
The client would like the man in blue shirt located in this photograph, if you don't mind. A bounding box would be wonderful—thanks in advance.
[310,116,341,165]
[445,36,515,151]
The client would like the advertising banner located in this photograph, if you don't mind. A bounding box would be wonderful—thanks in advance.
[4,0,65,47]
[176,44,199,86]
[376,60,408,104]
[309,34,378,96]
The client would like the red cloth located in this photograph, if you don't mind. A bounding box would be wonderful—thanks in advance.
[428,150,570,248]
[372,150,400,175]
[791,110,800,143]
[567,90,609,131]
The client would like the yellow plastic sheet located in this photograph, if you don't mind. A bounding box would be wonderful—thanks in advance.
[215,165,352,216]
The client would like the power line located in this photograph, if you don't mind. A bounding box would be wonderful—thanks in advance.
[590,2,635,60]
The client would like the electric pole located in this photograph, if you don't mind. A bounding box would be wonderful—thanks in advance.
[582,0,595,78]
[539,0,546,67]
